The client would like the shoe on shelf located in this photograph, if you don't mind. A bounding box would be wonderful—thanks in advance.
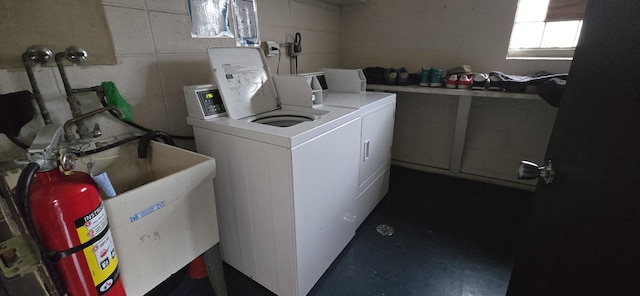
[420,68,430,86]
[397,67,410,86]
[472,73,489,90]
[487,73,504,91]
[446,75,458,89]
[457,75,472,89]
[384,68,398,85]
[429,68,444,87]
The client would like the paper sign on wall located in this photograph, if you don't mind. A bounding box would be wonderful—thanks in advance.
[187,0,234,38]
[232,0,260,46]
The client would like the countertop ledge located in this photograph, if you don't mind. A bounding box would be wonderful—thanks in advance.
[366,84,541,100]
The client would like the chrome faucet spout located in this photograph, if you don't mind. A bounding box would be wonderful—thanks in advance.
[63,106,124,142]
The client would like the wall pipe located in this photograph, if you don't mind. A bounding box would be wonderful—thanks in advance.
[54,47,92,140]
[21,46,53,125]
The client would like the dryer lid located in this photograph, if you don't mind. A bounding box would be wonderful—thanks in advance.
[207,47,279,119]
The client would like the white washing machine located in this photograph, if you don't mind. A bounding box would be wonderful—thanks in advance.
[186,47,362,296]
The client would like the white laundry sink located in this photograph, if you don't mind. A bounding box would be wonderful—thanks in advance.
[92,141,218,296]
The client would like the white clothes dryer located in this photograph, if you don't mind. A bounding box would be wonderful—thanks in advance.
[321,91,397,227]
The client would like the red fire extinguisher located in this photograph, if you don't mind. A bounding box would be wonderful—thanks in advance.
[15,125,126,296]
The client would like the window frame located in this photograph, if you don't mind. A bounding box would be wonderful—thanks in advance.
[507,48,576,60]
[507,0,584,60]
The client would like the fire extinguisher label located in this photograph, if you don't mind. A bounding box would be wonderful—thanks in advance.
[75,203,121,295]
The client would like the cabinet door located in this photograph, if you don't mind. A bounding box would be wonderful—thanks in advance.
[360,104,396,185]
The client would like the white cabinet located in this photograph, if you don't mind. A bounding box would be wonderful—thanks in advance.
[367,84,556,191]
[355,102,396,227]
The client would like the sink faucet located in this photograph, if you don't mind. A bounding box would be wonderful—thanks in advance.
[63,106,125,142]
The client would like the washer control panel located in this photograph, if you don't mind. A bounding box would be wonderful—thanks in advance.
[184,84,226,119]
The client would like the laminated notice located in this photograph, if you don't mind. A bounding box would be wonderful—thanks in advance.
[187,0,234,38]
[233,0,260,46]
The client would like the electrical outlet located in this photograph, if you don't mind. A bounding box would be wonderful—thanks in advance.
[260,41,280,57]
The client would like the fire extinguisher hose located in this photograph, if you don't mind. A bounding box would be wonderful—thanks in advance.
[15,162,40,226]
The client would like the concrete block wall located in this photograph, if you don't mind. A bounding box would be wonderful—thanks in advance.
[0,0,342,163]
[0,0,568,189]
[342,0,572,75]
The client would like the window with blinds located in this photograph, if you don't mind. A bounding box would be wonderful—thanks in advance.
[507,0,587,59]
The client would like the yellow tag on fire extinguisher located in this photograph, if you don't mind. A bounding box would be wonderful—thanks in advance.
[75,203,121,294]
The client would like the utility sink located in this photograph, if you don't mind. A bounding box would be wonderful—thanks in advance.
[92,141,218,296]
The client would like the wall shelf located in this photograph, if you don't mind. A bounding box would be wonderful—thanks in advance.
[366,84,541,100]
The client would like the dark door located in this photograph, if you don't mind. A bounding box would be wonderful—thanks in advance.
[507,1,640,295]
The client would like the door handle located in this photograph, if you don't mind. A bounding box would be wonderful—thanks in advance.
[518,159,554,185]
[363,140,370,162]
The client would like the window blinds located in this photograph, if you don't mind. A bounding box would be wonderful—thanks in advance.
[546,0,588,21]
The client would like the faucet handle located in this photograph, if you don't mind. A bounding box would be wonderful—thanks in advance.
[91,123,102,138]
[113,107,126,119]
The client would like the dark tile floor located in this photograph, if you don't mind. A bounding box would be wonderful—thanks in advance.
[162,166,533,296]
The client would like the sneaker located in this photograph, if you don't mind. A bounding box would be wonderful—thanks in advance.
[429,68,444,87]
[446,75,458,89]
[457,75,472,89]
[419,68,430,86]
[487,73,504,91]
[397,67,410,86]
[471,73,489,90]
[384,68,398,85]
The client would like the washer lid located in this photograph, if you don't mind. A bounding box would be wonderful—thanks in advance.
[207,47,279,119]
